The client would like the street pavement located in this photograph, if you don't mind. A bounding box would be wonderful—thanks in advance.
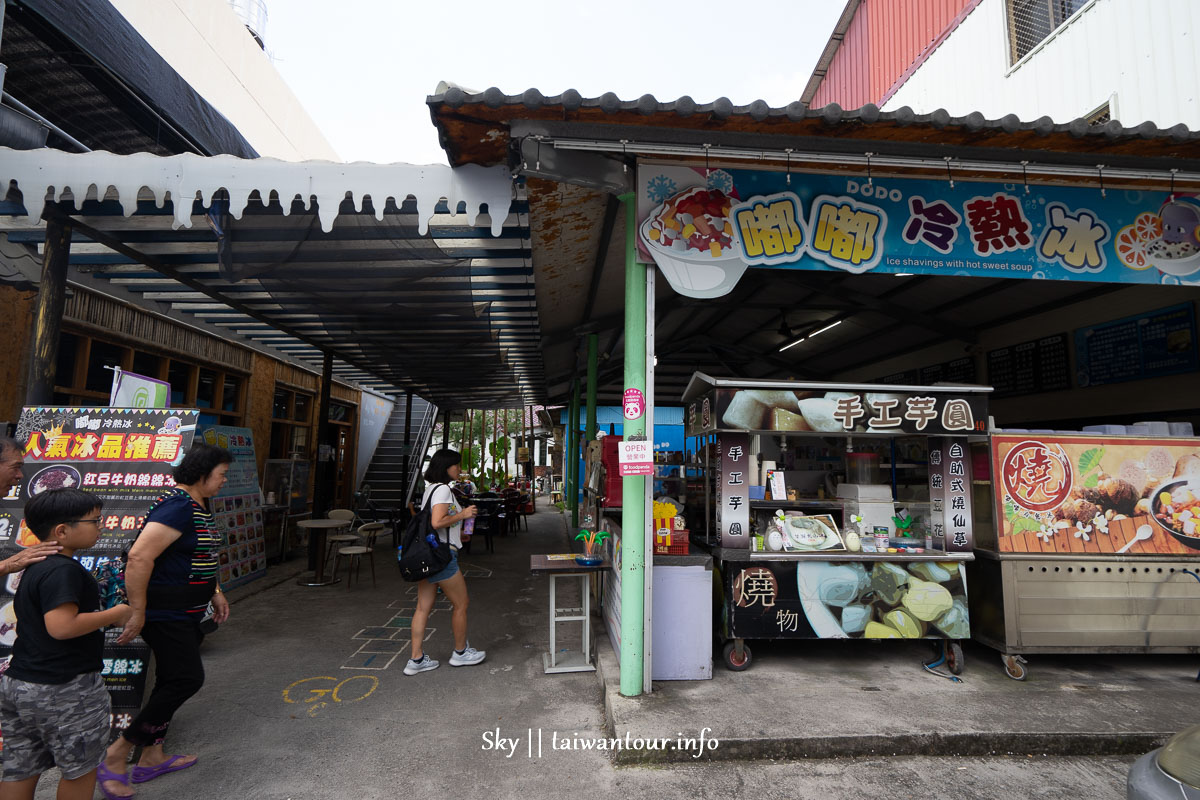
[27,498,1187,798]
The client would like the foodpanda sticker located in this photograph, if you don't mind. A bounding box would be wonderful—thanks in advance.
[623,389,645,421]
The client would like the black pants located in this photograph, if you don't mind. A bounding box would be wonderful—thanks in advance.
[123,619,205,747]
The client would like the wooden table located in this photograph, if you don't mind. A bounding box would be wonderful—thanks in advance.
[530,555,610,673]
[296,519,350,586]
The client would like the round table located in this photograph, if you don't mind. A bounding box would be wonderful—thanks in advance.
[295,519,350,586]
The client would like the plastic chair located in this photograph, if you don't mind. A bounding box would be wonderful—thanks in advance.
[334,522,384,587]
[324,509,359,565]
[517,493,533,531]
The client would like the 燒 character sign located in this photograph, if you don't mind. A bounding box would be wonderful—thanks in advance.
[734,567,778,609]
[1001,441,1074,512]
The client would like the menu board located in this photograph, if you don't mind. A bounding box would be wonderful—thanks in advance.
[198,425,265,590]
[987,333,1071,397]
[1075,303,1199,388]
[880,357,977,386]
[0,407,200,738]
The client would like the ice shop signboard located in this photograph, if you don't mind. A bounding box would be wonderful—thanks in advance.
[992,434,1200,555]
[636,165,1200,298]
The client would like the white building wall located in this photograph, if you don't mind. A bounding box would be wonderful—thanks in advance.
[882,0,1200,129]
[109,0,339,161]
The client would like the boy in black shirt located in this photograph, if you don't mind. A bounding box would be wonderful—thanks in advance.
[0,488,130,800]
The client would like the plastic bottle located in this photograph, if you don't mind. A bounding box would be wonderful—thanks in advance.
[426,533,439,549]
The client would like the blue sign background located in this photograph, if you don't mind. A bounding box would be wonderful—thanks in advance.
[638,165,1200,287]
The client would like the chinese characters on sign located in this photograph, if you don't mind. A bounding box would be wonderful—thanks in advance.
[617,438,654,477]
[0,407,198,737]
[732,192,805,266]
[929,437,974,551]
[717,433,749,547]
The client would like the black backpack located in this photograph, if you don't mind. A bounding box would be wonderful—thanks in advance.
[398,484,454,582]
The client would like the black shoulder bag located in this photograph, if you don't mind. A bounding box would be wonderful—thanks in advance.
[398,483,454,582]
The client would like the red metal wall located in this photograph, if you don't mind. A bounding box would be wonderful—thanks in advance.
[811,0,972,109]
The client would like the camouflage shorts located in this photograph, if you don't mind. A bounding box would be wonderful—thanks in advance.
[0,672,110,781]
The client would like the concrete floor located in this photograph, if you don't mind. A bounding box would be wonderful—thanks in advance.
[23,500,1166,798]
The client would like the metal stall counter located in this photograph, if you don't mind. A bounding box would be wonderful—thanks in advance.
[972,431,1200,680]
[680,373,990,674]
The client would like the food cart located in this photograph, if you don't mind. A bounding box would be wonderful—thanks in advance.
[972,432,1200,680]
[681,373,990,672]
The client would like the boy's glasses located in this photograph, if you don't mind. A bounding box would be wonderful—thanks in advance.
[68,517,103,525]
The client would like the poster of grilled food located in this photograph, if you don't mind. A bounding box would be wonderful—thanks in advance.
[993,434,1200,555]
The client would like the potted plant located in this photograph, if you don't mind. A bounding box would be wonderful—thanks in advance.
[573,528,610,565]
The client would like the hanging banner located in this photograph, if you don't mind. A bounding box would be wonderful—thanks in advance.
[198,425,265,590]
[637,165,1200,298]
[0,407,199,738]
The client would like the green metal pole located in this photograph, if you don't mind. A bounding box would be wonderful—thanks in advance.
[569,378,581,527]
[586,334,598,444]
[618,192,646,697]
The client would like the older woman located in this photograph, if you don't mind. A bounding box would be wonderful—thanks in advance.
[97,443,233,799]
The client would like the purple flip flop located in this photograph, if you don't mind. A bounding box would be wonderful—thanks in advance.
[130,754,197,783]
[96,763,133,799]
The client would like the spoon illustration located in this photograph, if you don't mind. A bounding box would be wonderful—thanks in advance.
[1116,524,1154,554]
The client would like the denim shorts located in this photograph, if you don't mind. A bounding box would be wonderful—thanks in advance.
[0,671,110,781]
[426,549,459,584]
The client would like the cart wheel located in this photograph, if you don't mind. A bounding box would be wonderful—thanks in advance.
[1002,654,1028,681]
[722,641,752,671]
[946,642,964,675]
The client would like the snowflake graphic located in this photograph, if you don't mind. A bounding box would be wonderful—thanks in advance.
[707,169,734,195]
[646,175,677,205]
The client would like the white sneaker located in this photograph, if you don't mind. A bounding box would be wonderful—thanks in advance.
[403,655,440,675]
[449,645,486,667]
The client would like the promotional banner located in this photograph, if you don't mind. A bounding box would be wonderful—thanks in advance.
[992,434,1200,555]
[108,368,170,408]
[0,407,199,738]
[726,559,969,640]
[198,425,266,590]
[637,164,1200,298]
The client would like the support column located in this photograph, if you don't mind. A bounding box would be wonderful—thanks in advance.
[618,192,647,697]
[568,378,581,527]
[442,408,450,450]
[311,352,335,571]
[402,393,413,506]
[586,334,598,444]
[24,215,72,406]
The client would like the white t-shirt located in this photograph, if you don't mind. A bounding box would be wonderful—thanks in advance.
[422,483,463,549]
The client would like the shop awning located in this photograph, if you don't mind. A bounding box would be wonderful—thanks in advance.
[0,147,541,407]
[427,88,1200,408]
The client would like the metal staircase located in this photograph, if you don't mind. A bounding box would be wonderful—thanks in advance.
[361,395,438,510]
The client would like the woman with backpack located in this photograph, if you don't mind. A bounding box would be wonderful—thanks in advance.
[404,448,485,675]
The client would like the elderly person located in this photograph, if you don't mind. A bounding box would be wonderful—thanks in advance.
[0,437,63,573]
[98,443,233,799]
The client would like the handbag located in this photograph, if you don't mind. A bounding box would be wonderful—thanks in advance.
[398,483,454,582]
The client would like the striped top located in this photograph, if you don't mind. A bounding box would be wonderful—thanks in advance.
[143,488,220,622]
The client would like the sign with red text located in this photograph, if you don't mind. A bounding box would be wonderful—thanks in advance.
[618,438,654,476]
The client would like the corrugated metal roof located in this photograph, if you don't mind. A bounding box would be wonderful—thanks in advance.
[427,87,1200,171]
